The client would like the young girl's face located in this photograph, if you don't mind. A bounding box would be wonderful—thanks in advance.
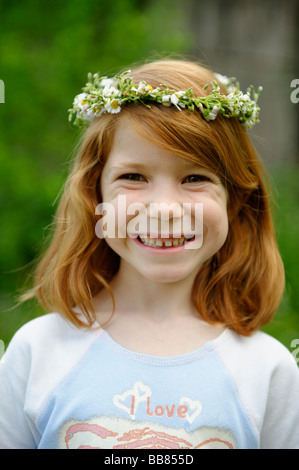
[100,118,229,284]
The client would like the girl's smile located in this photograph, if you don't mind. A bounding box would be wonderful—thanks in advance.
[132,234,196,253]
[100,117,229,283]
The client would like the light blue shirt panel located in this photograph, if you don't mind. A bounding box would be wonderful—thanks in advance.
[37,333,258,449]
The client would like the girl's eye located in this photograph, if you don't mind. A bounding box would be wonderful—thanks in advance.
[118,173,146,181]
[183,174,213,183]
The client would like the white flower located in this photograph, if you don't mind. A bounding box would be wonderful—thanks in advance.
[170,91,186,110]
[100,78,114,88]
[243,119,254,130]
[214,73,230,87]
[104,98,121,114]
[170,93,180,108]
[205,105,220,121]
[139,82,151,92]
[161,95,172,106]
[73,93,89,111]
[102,85,120,98]
[214,73,236,93]
[82,108,94,121]
[132,82,156,96]
[162,92,186,109]
[241,93,250,102]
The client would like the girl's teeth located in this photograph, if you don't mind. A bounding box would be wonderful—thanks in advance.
[139,236,188,248]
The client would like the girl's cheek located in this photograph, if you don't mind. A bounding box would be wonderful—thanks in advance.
[202,203,229,232]
[114,200,143,239]
[96,196,128,240]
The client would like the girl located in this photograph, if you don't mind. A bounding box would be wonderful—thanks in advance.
[0,59,298,449]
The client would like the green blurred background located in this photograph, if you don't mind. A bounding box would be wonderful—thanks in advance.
[0,0,298,358]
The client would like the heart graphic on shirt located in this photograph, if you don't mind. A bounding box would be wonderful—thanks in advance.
[133,381,151,402]
[180,397,202,424]
[113,381,151,420]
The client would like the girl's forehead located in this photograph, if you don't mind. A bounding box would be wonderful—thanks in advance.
[105,118,212,172]
[104,145,213,177]
[105,158,211,177]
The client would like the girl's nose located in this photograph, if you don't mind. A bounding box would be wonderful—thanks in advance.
[146,201,184,220]
[151,178,181,201]
[144,182,186,236]
[147,180,184,217]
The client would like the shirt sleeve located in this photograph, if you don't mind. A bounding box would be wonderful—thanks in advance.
[215,330,299,449]
[0,330,39,449]
[260,349,299,449]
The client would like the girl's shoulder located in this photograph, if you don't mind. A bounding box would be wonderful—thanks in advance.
[218,328,297,368]
[10,312,72,340]
[3,313,99,368]
[217,329,299,449]
[8,313,85,346]
[14,310,101,337]
[215,328,298,390]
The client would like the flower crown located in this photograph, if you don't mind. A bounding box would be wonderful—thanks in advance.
[69,70,263,130]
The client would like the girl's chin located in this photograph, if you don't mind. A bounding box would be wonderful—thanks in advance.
[104,238,204,283]
[128,264,199,284]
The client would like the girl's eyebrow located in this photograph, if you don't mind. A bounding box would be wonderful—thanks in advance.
[107,161,209,177]
[107,162,149,176]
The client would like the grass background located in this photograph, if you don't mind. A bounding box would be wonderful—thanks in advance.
[0,0,298,359]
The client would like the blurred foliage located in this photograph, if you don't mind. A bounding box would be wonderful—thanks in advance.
[262,165,299,351]
[0,0,193,344]
[0,0,298,360]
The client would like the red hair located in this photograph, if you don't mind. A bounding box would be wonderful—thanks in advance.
[22,59,285,335]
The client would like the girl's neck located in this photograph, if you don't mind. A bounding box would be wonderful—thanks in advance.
[92,262,227,356]
[93,261,199,323]
[92,260,227,357]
